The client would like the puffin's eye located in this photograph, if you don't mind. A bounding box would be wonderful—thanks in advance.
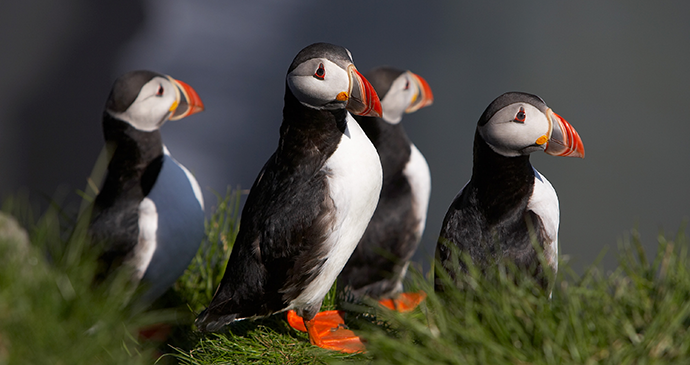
[514,107,526,123]
[156,85,164,96]
[314,63,325,80]
[404,80,410,90]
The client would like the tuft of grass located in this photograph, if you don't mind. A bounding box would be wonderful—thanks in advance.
[171,314,364,365]
[172,189,690,365]
[0,194,163,365]
[5,187,690,365]
[356,227,690,364]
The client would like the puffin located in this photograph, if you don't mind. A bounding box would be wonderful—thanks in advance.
[435,92,584,292]
[88,70,205,306]
[195,43,383,353]
[337,66,433,312]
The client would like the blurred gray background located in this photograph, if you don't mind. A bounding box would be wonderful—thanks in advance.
[1,1,688,274]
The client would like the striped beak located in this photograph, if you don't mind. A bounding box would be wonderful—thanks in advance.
[345,64,382,117]
[544,108,585,158]
[169,77,205,121]
[405,72,434,113]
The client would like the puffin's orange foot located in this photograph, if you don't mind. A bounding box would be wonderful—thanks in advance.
[305,317,365,353]
[287,309,346,333]
[378,290,427,312]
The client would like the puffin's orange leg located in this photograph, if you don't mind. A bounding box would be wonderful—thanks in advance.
[288,309,365,353]
[287,310,308,332]
[287,309,347,333]
[304,316,365,353]
[378,290,427,312]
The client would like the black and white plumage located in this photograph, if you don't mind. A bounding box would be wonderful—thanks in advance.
[338,66,433,303]
[435,92,584,291]
[195,43,382,351]
[89,70,205,305]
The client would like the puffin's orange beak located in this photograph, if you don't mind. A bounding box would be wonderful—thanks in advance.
[169,78,205,121]
[344,64,382,118]
[544,109,585,158]
[405,72,434,113]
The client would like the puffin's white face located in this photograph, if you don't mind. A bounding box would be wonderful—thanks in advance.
[287,58,351,110]
[285,43,381,117]
[108,76,179,132]
[380,72,417,124]
[478,102,551,157]
[380,71,433,124]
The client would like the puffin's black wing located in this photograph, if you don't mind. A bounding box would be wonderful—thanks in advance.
[435,186,479,290]
[435,184,550,291]
[197,151,334,330]
[89,149,164,281]
[89,198,142,281]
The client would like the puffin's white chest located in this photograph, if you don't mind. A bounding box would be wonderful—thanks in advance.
[291,113,383,308]
[129,147,205,303]
[403,143,432,239]
[527,168,560,272]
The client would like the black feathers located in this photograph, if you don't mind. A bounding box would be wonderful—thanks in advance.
[287,42,352,74]
[90,114,164,279]
[435,129,550,291]
[363,66,405,101]
[478,92,547,126]
[196,79,351,330]
[105,70,162,114]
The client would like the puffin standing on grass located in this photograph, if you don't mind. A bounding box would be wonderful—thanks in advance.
[89,70,205,306]
[337,66,433,312]
[435,92,584,292]
[195,43,383,353]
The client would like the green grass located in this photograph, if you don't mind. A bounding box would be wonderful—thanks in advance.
[173,187,243,315]
[358,229,690,364]
[172,212,690,364]
[2,188,690,364]
[170,314,363,365]
[0,193,162,365]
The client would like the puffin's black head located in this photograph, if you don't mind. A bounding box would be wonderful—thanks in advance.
[105,70,204,132]
[286,42,382,117]
[477,92,585,158]
[364,66,434,124]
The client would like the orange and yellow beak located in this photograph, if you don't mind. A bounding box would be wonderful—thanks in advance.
[543,108,585,158]
[342,64,382,118]
[168,77,205,121]
[405,72,434,113]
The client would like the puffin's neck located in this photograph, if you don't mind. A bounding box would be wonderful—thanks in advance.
[278,87,347,167]
[470,129,534,222]
[96,113,164,206]
[355,115,411,180]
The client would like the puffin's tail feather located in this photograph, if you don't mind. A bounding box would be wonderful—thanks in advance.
[195,308,238,333]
